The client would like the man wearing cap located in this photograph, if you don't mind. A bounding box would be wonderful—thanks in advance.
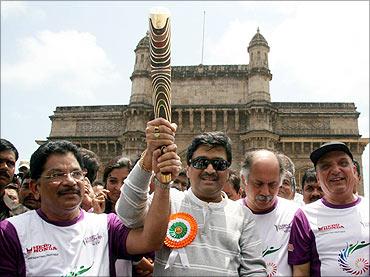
[288,141,369,276]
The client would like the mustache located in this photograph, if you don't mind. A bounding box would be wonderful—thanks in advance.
[23,195,38,202]
[200,172,219,181]
[57,187,81,196]
[255,195,274,202]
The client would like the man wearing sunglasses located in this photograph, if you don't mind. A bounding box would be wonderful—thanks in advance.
[0,139,180,276]
[240,149,300,276]
[117,118,266,276]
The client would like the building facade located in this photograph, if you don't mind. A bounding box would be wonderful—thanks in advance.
[46,30,369,194]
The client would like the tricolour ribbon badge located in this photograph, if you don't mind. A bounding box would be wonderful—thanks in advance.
[164,212,198,269]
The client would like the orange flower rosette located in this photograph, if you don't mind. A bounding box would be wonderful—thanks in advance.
[164,212,198,249]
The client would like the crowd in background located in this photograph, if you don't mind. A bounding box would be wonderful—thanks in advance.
[0,121,367,277]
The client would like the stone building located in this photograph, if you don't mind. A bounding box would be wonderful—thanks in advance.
[46,29,369,194]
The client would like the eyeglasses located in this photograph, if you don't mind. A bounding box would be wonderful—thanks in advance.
[189,157,230,171]
[41,170,86,183]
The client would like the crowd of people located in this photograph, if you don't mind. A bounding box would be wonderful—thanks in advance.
[0,117,368,276]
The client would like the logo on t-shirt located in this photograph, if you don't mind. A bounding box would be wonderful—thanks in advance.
[26,243,58,259]
[318,223,344,232]
[338,241,370,275]
[83,233,103,246]
[263,245,282,257]
[266,261,278,277]
[263,245,282,276]
[64,263,94,277]
[274,223,291,233]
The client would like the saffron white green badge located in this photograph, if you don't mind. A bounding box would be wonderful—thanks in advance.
[164,212,197,249]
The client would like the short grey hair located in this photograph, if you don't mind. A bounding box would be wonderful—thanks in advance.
[240,149,285,184]
[277,153,295,175]
[277,153,296,191]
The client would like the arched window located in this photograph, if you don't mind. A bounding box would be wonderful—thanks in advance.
[264,53,268,66]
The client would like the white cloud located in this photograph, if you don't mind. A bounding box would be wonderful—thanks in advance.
[2,30,122,99]
[270,2,369,102]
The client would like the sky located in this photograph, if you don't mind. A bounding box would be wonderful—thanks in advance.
[1,1,369,195]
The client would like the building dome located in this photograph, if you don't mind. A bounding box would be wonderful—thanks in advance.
[135,32,149,50]
[248,28,269,50]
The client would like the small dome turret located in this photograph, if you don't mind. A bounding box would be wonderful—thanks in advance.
[247,27,271,103]
[130,32,151,105]
[248,28,269,51]
[135,32,150,51]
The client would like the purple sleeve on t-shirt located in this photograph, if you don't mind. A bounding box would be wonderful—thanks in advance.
[288,208,314,265]
[107,213,143,276]
[107,213,132,259]
[288,209,322,276]
[0,220,26,276]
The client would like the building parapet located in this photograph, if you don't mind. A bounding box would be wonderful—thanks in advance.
[172,64,248,79]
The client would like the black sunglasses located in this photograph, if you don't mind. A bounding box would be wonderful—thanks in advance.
[189,157,230,171]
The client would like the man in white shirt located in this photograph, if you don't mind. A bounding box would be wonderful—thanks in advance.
[0,139,180,276]
[117,118,266,276]
[240,149,300,276]
[288,141,369,276]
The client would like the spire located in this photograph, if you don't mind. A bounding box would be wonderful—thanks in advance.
[135,33,150,51]
[248,27,269,50]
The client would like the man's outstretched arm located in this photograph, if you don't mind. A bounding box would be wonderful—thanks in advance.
[116,118,177,228]
[125,146,181,254]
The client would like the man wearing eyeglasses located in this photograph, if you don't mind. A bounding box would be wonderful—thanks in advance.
[0,138,19,221]
[116,118,266,276]
[0,140,180,276]
[239,149,300,276]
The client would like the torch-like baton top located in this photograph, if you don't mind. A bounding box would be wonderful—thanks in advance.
[149,8,172,183]
[149,8,171,122]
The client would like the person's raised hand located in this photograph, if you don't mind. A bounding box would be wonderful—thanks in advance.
[152,143,181,184]
[145,118,177,154]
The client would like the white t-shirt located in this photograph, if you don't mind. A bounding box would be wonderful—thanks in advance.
[1,209,134,276]
[288,196,370,276]
[241,196,300,276]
